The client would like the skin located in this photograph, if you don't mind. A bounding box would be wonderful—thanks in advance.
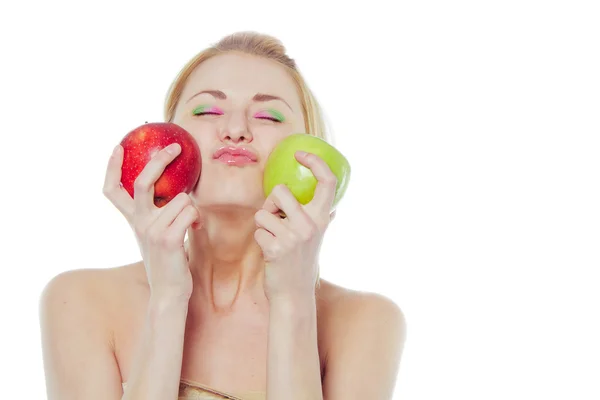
[39,52,407,400]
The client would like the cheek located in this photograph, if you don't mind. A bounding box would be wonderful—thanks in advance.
[253,136,280,168]
[294,121,306,134]
[291,112,307,133]
[170,119,214,164]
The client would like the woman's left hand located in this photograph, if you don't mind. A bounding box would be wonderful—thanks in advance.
[254,151,337,302]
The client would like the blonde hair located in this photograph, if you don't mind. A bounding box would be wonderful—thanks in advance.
[163,31,331,143]
[169,31,329,288]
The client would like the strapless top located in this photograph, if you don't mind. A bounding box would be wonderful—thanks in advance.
[121,379,266,400]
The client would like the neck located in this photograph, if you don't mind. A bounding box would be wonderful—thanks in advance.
[186,205,267,311]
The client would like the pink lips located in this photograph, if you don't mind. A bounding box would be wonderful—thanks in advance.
[212,146,258,166]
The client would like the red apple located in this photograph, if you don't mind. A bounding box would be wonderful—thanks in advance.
[119,122,201,208]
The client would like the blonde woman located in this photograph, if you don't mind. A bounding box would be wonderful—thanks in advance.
[40,31,407,400]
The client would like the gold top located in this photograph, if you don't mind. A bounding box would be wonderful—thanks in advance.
[121,379,266,400]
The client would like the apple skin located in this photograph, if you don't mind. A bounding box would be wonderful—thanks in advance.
[263,133,351,209]
[119,122,201,208]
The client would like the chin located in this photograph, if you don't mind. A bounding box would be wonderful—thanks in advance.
[192,182,265,212]
[190,163,267,211]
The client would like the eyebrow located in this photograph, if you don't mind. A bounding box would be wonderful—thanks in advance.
[185,90,293,111]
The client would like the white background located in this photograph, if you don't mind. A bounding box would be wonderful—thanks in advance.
[1,0,598,398]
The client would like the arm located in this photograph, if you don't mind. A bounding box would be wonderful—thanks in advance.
[39,270,124,400]
[267,294,324,400]
[121,293,190,400]
[39,269,191,400]
[322,293,407,400]
[98,141,198,399]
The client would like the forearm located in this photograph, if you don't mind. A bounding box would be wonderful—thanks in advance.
[122,295,189,400]
[267,294,323,400]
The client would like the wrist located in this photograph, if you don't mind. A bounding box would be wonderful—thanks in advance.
[269,292,316,317]
[148,292,190,314]
[150,284,192,302]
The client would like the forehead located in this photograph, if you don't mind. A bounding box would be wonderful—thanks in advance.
[180,52,302,111]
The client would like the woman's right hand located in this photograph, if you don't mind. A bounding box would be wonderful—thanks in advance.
[102,142,201,300]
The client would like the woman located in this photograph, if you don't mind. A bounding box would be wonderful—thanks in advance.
[39,31,407,400]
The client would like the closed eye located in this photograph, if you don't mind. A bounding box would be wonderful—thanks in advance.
[255,115,281,122]
[192,105,223,116]
[254,110,285,123]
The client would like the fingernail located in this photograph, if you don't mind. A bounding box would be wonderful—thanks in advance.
[166,143,181,154]
[113,144,121,155]
[296,151,308,157]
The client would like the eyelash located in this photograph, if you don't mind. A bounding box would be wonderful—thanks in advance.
[255,115,282,123]
[192,105,223,117]
[194,111,221,116]
[192,109,283,123]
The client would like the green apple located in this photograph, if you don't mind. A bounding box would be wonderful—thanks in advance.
[263,133,351,209]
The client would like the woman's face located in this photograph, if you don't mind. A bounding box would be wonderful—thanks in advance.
[172,52,306,211]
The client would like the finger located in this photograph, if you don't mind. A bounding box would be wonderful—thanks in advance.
[263,184,306,223]
[294,151,337,211]
[254,209,288,237]
[152,193,197,231]
[103,145,135,220]
[165,204,201,244]
[133,143,182,214]
[254,228,277,255]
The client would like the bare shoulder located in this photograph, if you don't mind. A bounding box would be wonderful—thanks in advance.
[317,279,406,324]
[39,261,147,325]
[316,279,407,357]
[317,280,407,397]
[39,263,146,398]
[40,268,107,313]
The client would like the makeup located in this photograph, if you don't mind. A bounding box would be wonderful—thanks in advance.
[254,108,285,122]
[192,105,223,115]
[213,146,258,166]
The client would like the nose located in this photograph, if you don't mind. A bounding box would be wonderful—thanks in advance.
[218,111,253,144]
